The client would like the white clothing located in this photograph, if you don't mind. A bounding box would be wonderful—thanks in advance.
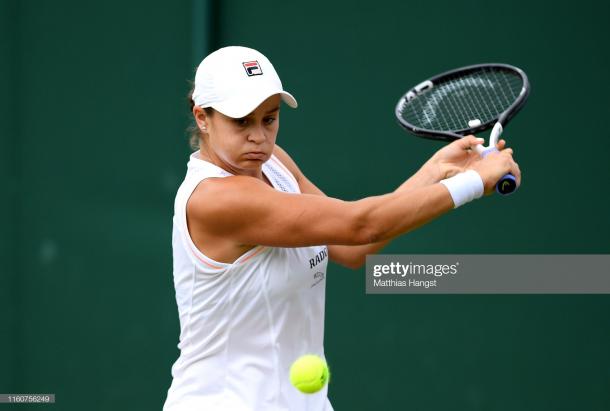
[163,151,333,411]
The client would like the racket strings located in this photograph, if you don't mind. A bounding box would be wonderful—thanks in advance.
[490,69,517,109]
[455,76,494,127]
[401,68,522,132]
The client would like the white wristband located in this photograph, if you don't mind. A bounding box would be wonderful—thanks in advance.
[440,170,484,208]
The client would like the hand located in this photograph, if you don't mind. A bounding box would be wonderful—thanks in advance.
[424,135,495,181]
[470,144,521,195]
[403,135,515,193]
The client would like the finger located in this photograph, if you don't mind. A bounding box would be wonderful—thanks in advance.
[512,161,521,187]
[496,139,506,150]
[501,155,520,185]
[458,135,485,150]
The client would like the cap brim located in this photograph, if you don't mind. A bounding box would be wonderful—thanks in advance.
[212,90,298,119]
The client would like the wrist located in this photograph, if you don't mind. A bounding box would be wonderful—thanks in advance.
[439,170,484,208]
[421,159,444,183]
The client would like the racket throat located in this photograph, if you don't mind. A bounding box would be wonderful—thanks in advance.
[489,122,503,147]
[474,122,504,155]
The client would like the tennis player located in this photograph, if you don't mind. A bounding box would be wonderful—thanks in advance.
[163,46,520,411]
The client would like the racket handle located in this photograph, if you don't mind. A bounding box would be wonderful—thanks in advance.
[496,173,517,195]
[481,147,518,196]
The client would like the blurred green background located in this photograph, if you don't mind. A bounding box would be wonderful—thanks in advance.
[1,0,609,410]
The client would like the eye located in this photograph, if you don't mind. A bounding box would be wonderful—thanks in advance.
[264,117,276,125]
[234,118,249,127]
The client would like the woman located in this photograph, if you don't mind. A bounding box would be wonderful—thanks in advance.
[163,46,520,410]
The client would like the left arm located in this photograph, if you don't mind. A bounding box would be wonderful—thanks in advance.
[272,146,435,269]
[273,136,500,269]
[298,167,435,269]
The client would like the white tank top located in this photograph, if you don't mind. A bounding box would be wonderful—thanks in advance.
[163,151,333,411]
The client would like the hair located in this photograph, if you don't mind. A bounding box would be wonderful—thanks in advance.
[187,84,215,150]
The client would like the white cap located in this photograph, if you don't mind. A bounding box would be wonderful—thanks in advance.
[192,46,298,118]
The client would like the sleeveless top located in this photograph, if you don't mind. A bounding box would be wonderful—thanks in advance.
[163,151,333,411]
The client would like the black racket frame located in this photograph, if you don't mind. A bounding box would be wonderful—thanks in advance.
[395,63,530,142]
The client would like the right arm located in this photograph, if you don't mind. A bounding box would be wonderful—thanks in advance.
[188,136,520,249]
[187,175,454,248]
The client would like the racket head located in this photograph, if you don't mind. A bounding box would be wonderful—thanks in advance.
[395,63,530,141]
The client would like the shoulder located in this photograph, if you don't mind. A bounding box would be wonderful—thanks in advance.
[272,144,304,182]
[188,176,265,215]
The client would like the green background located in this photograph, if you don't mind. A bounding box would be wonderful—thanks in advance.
[1,0,609,410]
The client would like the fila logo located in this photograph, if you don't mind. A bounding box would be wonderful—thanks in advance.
[243,60,263,76]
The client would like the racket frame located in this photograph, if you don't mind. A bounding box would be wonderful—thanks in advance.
[395,63,530,142]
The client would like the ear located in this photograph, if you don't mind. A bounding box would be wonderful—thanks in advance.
[193,106,208,132]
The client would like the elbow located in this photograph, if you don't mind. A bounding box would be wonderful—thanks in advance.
[335,255,366,270]
[348,257,366,270]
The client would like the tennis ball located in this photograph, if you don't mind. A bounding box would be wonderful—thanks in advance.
[289,354,330,394]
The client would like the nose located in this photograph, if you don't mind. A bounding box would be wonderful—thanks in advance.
[247,124,266,144]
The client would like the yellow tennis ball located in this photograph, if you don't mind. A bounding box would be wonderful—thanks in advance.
[289,354,330,394]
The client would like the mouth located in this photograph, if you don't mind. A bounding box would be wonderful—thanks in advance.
[243,152,267,160]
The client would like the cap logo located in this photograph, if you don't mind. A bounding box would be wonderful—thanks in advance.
[242,60,263,76]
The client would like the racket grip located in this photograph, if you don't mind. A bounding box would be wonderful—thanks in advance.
[481,147,518,196]
[496,173,517,195]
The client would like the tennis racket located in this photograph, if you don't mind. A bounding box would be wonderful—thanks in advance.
[395,63,530,195]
